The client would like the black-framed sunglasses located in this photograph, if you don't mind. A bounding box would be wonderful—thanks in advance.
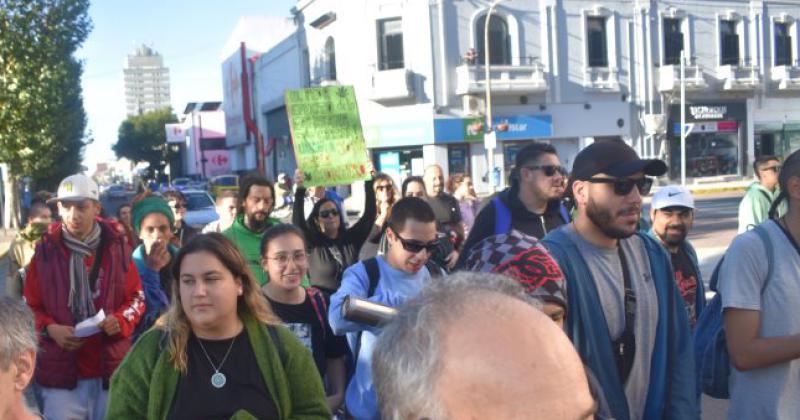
[171,203,187,210]
[375,184,393,191]
[523,165,566,177]
[393,231,439,254]
[319,209,339,219]
[587,177,653,196]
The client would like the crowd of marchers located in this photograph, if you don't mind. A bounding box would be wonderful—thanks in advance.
[1,140,799,420]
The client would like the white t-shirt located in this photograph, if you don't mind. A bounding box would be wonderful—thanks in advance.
[718,220,800,419]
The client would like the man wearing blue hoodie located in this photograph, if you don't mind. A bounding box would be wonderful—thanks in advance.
[543,141,698,420]
[328,197,437,419]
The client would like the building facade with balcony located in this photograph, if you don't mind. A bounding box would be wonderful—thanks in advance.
[252,0,800,191]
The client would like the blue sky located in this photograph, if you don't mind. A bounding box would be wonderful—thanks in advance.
[78,0,297,170]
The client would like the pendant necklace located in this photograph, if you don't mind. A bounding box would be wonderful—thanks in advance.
[196,334,237,389]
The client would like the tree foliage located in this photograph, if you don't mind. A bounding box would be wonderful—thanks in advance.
[113,107,178,178]
[0,0,92,190]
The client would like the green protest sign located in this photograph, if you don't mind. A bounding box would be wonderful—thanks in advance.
[285,86,371,187]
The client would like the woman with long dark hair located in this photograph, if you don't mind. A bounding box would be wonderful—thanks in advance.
[292,169,376,293]
[107,233,330,419]
[358,172,398,260]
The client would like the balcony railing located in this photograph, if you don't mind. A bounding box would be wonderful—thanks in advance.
[583,67,620,92]
[455,59,548,96]
[658,64,707,92]
[368,67,415,102]
[771,63,800,90]
[717,63,761,91]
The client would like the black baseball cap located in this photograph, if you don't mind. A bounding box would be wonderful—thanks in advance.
[572,141,667,181]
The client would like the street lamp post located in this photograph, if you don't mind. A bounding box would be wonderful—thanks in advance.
[484,0,508,194]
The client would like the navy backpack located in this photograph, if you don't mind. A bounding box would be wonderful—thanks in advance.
[693,223,773,399]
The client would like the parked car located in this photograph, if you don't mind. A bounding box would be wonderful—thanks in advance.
[171,177,191,191]
[181,189,218,229]
[103,184,128,199]
[209,174,239,198]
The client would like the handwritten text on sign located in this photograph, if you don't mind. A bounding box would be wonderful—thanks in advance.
[285,86,370,187]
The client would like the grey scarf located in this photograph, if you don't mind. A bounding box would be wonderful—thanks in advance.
[62,223,102,322]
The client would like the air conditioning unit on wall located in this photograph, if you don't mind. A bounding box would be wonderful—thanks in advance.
[462,95,485,116]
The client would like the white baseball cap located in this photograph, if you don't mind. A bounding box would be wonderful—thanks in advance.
[49,174,99,203]
[651,185,694,210]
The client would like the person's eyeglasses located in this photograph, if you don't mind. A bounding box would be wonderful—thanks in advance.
[523,165,566,177]
[587,177,653,196]
[761,165,781,173]
[393,232,439,254]
[319,209,339,219]
[265,251,307,266]
[172,203,187,210]
[376,184,392,191]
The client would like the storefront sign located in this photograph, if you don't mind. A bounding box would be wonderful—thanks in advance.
[673,121,738,134]
[363,120,434,148]
[434,115,552,143]
[689,106,727,120]
[285,86,371,187]
[164,124,185,144]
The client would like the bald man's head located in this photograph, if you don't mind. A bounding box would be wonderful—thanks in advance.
[373,272,595,420]
[423,165,444,196]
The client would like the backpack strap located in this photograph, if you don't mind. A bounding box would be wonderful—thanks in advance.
[306,287,328,340]
[559,202,571,224]
[363,257,380,297]
[267,325,287,366]
[492,196,512,236]
[354,258,381,364]
[752,224,775,293]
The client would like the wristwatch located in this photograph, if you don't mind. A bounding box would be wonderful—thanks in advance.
[40,325,50,339]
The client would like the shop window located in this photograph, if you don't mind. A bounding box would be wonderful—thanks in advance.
[448,145,471,176]
[663,18,684,65]
[587,16,609,68]
[774,22,793,66]
[720,20,740,66]
[377,18,404,70]
[476,14,511,65]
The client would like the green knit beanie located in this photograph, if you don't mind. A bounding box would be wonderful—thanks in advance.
[132,196,175,234]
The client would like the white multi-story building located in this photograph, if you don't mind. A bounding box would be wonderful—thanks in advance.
[123,45,171,117]
[248,0,800,191]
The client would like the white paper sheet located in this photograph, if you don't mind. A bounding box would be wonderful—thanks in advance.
[74,309,106,338]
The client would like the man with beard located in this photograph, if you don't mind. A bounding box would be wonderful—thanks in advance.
[223,175,280,285]
[422,165,462,270]
[648,186,706,329]
[542,142,697,420]
[458,142,568,268]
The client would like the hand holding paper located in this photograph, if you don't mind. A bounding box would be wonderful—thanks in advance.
[74,309,106,338]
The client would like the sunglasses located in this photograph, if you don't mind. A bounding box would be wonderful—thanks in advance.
[761,165,781,173]
[393,231,439,254]
[376,184,393,191]
[587,177,653,196]
[319,209,339,219]
[523,165,566,177]
[171,203,187,210]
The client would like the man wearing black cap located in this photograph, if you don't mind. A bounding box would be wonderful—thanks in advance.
[457,142,568,268]
[542,141,697,420]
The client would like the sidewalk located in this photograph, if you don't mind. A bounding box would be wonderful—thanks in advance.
[654,177,751,196]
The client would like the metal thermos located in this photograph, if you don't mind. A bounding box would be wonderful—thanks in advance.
[341,295,398,327]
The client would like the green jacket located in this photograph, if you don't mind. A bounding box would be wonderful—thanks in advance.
[738,182,786,233]
[223,215,280,285]
[106,315,331,420]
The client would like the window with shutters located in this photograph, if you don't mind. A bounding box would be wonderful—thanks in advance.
[774,22,793,66]
[377,18,404,71]
[720,20,740,66]
[475,14,511,65]
[587,16,608,68]
[663,18,684,65]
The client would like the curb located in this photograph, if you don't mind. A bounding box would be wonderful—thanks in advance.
[687,185,747,196]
